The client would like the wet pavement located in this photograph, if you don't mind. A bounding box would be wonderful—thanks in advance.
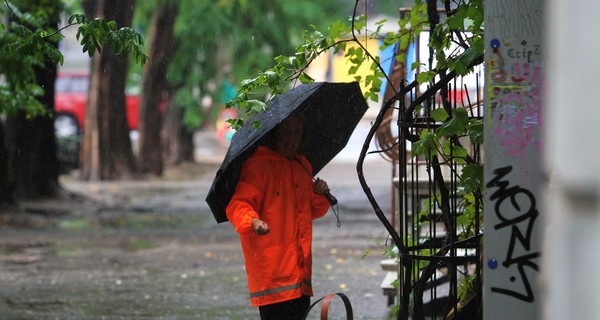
[0,120,398,320]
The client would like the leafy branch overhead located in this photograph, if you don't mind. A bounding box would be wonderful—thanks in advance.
[0,1,148,116]
[71,14,148,65]
[227,0,483,130]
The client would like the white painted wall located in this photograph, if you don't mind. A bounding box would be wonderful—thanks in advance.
[543,1,600,319]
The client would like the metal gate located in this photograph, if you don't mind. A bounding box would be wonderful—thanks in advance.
[373,47,484,320]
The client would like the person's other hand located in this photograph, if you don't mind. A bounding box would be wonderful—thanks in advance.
[312,178,330,195]
[252,218,270,235]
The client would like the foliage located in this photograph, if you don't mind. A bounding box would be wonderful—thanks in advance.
[0,0,61,116]
[163,0,349,130]
[72,14,148,65]
[226,0,483,124]
[0,0,148,116]
[222,1,486,178]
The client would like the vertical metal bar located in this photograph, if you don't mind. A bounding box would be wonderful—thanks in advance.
[398,81,409,320]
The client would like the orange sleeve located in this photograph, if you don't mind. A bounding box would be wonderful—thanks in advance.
[226,161,266,235]
[297,155,330,220]
[311,193,330,220]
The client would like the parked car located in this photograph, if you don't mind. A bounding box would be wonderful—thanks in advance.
[54,72,142,136]
[53,72,144,170]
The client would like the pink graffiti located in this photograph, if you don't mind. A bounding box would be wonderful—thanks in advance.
[491,62,542,157]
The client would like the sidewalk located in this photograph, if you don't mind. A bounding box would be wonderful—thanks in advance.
[0,154,396,320]
[0,117,399,319]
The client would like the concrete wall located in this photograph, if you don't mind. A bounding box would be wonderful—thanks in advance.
[483,1,544,318]
[543,1,600,319]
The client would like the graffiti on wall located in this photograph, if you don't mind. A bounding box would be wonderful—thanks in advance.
[488,38,543,157]
[486,165,541,302]
[484,1,544,318]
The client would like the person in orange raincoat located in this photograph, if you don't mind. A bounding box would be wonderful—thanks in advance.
[226,112,331,320]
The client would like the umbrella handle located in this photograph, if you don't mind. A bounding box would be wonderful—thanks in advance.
[325,191,338,206]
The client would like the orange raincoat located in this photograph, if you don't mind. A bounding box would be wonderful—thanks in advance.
[226,146,330,307]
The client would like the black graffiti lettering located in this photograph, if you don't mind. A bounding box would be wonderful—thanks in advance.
[486,166,512,195]
[506,43,541,63]
[487,166,540,302]
[491,254,538,302]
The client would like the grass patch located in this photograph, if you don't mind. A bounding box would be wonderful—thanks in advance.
[126,237,158,251]
[59,217,90,230]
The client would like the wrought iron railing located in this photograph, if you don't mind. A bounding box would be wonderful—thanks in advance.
[364,45,484,318]
[395,73,483,320]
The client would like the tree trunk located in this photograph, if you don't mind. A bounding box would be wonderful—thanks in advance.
[163,92,195,165]
[79,0,137,180]
[2,0,61,202]
[138,1,178,175]
[5,67,60,199]
[0,122,14,205]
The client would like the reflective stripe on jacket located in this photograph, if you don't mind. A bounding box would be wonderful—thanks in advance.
[226,146,330,307]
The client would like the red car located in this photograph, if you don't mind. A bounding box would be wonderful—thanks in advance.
[54,72,142,138]
[54,72,146,170]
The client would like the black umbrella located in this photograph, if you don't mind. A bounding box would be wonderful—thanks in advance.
[206,81,369,223]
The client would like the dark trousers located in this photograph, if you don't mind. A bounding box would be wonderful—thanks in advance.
[258,295,310,320]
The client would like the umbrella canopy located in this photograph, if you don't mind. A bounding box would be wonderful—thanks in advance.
[206,82,369,223]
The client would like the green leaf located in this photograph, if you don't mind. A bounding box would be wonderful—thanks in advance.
[227,118,244,131]
[468,119,483,144]
[453,46,482,76]
[460,164,483,193]
[416,71,434,83]
[411,130,437,158]
[263,70,279,86]
[251,120,262,129]
[447,5,467,30]
[348,65,360,75]
[299,72,314,84]
[442,140,468,164]
[247,99,267,114]
[411,61,422,71]
[431,108,449,122]
[437,108,469,137]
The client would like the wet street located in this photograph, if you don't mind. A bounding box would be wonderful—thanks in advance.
[0,122,398,319]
